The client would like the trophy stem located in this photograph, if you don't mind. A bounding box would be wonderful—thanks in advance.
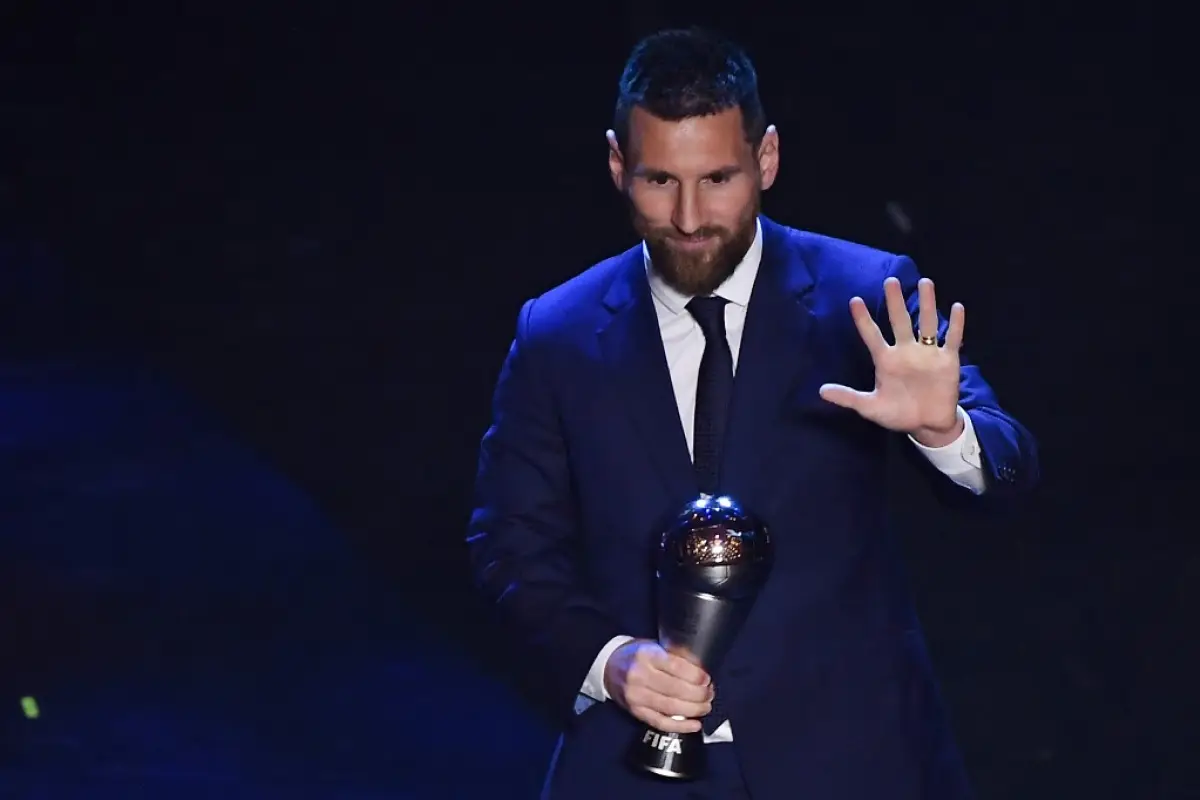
[625,725,706,781]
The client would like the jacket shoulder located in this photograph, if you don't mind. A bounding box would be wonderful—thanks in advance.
[781,225,905,286]
[518,245,640,342]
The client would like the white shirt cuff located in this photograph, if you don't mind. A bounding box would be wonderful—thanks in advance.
[579,635,634,703]
[908,406,987,494]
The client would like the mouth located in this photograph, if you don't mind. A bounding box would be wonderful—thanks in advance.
[668,236,717,252]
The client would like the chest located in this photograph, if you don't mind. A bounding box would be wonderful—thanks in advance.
[556,320,884,545]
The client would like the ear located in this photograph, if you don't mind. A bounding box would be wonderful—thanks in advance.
[606,129,627,192]
[757,124,780,191]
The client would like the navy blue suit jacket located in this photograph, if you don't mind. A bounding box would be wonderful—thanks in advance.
[468,217,1038,799]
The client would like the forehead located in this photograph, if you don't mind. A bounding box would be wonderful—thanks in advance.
[626,106,751,172]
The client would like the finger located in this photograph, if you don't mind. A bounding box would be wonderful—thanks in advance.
[943,302,965,351]
[883,277,914,344]
[633,706,702,735]
[657,693,713,721]
[630,685,712,721]
[656,652,710,686]
[644,669,712,705]
[818,384,873,413]
[917,278,939,341]
[848,296,887,356]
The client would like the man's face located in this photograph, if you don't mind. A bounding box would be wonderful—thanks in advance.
[609,106,779,296]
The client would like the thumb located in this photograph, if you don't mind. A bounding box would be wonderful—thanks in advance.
[818,383,872,412]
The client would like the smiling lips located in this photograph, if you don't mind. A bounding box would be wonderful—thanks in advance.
[669,236,717,251]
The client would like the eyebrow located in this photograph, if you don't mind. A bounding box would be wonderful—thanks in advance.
[632,165,744,180]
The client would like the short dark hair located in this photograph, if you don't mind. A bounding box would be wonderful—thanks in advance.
[612,28,766,154]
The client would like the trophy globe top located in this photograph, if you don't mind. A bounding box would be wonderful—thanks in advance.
[658,494,774,585]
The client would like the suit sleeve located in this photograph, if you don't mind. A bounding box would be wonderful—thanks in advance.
[467,299,625,719]
[885,256,1040,502]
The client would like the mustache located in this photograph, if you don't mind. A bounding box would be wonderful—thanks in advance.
[654,228,727,243]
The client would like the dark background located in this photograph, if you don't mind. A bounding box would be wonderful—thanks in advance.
[1,3,1178,798]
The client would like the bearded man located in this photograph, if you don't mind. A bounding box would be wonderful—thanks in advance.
[467,27,1038,800]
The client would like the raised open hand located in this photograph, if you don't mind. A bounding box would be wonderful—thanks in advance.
[819,276,965,446]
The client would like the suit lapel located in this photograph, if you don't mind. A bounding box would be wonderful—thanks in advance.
[720,217,817,511]
[597,250,696,501]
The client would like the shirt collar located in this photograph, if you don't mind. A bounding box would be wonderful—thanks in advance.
[644,217,763,315]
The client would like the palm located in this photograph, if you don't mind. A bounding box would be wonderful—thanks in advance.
[820,276,965,436]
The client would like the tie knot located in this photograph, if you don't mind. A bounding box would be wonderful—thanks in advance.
[686,296,729,341]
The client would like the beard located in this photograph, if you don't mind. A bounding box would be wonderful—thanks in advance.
[631,194,760,297]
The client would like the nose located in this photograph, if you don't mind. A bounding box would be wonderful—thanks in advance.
[671,184,703,236]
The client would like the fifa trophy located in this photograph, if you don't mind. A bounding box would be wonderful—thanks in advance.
[626,494,774,781]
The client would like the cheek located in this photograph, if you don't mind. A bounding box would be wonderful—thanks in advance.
[702,186,755,224]
[628,188,675,224]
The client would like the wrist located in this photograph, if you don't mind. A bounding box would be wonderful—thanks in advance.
[912,413,965,448]
[602,637,641,700]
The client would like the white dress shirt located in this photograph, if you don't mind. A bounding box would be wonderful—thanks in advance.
[576,219,987,742]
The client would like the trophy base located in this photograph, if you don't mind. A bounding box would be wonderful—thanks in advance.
[625,727,706,781]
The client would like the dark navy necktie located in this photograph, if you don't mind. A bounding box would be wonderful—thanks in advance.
[686,296,734,497]
[686,296,734,737]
